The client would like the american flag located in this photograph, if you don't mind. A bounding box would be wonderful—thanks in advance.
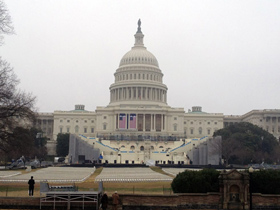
[130,114,136,129]
[119,113,126,129]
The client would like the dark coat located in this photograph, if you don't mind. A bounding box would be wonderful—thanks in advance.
[101,193,108,208]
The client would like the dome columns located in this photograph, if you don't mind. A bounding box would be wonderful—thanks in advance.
[110,87,167,103]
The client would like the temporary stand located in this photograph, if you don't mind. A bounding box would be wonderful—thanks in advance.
[40,191,101,210]
[40,181,103,210]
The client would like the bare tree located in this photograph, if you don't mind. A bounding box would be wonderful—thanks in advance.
[0,2,38,161]
[0,0,14,45]
[0,57,37,153]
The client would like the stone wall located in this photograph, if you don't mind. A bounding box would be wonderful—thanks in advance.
[1,193,280,209]
[121,193,220,210]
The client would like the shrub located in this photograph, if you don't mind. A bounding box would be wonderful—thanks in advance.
[171,168,220,193]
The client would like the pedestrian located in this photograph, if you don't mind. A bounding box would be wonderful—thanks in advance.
[28,176,35,196]
[112,191,119,210]
[100,192,108,210]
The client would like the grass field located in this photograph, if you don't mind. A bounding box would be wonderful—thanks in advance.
[0,167,174,197]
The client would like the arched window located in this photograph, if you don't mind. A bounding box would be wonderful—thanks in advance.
[130,146,135,150]
[140,146,144,151]
[75,125,79,133]
[199,127,202,135]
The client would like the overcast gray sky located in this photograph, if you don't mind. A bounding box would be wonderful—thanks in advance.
[1,0,280,115]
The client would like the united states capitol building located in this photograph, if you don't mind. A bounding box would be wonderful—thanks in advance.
[36,21,280,164]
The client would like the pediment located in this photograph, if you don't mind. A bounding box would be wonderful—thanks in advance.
[222,169,246,180]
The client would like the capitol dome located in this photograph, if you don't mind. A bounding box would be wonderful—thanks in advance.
[109,19,168,107]
[119,47,159,67]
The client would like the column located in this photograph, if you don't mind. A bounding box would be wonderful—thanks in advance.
[161,114,164,131]
[143,114,146,131]
[153,114,156,131]
[164,114,166,131]
[116,114,119,129]
[128,113,130,129]
[145,87,148,100]
[119,88,121,100]
[150,114,152,131]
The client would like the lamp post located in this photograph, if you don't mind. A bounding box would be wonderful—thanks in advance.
[249,166,254,210]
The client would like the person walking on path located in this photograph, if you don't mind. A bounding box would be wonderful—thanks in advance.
[112,191,119,210]
[28,176,35,196]
[100,192,108,210]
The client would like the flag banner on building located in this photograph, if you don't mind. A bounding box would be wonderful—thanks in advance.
[130,114,137,129]
[119,113,126,129]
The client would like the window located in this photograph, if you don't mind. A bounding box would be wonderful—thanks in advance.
[60,127,63,133]
[199,128,202,135]
[184,121,186,124]
[67,127,70,133]
[60,120,63,123]
[190,129,193,134]
[174,117,177,120]
[84,120,87,123]
[130,146,135,150]
[103,124,107,130]
[91,120,94,123]
[84,128,87,133]
[140,146,144,151]
[174,125,177,131]
[91,128,94,133]
[208,122,210,125]
[67,120,70,123]
[76,120,79,123]
[104,116,107,119]
[214,122,217,125]
[75,126,79,133]
[191,122,193,124]
[208,129,211,135]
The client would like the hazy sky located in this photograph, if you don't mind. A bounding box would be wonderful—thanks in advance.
[1,0,280,115]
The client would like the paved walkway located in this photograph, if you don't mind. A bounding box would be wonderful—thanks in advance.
[95,167,172,182]
[0,167,95,183]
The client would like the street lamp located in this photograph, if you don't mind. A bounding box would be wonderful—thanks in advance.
[249,166,254,210]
